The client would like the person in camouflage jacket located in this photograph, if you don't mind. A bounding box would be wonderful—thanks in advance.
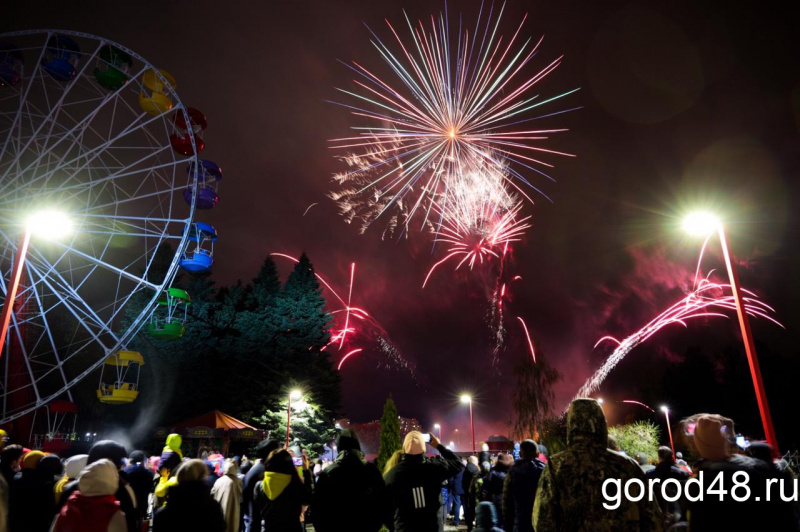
[533,398,663,532]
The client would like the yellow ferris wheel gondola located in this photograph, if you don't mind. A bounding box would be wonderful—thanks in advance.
[96,350,145,404]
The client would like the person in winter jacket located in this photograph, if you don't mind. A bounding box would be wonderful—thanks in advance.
[59,440,140,532]
[159,434,183,475]
[242,439,280,532]
[685,414,799,532]
[55,455,88,507]
[473,501,503,532]
[0,445,22,488]
[313,429,386,532]
[533,398,663,532]
[38,455,63,508]
[462,456,480,532]
[383,431,464,532]
[50,459,126,532]
[480,452,512,528]
[211,459,242,532]
[253,449,311,532]
[502,439,545,532]
[153,459,225,532]
[446,465,465,526]
[123,451,153,521]
[9,450,55,532]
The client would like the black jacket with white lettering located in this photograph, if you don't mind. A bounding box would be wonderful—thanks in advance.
[383,445,464,532]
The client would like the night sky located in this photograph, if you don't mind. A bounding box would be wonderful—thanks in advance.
[6,1,800,447]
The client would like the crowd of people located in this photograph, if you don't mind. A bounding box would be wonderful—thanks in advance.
[0,397,797,531]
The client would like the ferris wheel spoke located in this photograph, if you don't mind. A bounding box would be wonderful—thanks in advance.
[0,39,104,185]
[24,263,74,400]
[0,69,166,197]
[0,59,151,176]
[24,259,120,344]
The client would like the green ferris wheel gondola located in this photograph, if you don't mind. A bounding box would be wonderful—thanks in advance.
[94,45,133,91]
[147,287,191,339]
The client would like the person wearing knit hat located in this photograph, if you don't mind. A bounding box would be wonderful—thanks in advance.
[313,428,386,532]
[8,450,56,532]
[383,431,464,532]
[51,459,126,532]
[55,455,88,506]
[503,439,546,532]
[683,413,800,532]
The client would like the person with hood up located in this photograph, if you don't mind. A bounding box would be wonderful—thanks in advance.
[9,450,55,532]
[479,453,512,529]
[313,428,386,532]
[473,501,503,532]
[242,438,281,532]
[253,449,311,532]
[59,440,140,532]
[383,431,464,532]
[55,455,88,506]
[50,459,126,532]
[159,434,183,475]
[502,439,545,532]
[123,451,153,522]
[211,459,243,532]
[685,414,799,532]
[533,398,663,532]
[153,459,225,532]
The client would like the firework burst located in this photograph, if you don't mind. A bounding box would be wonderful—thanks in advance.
[329,3,579,233]
[576,275,782,400]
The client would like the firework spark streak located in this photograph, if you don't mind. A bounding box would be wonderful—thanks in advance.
[270,253,413,374]
[517,316,537,362]
[329,3,579,232]
[576,276,782,399]
[622,400,655,413]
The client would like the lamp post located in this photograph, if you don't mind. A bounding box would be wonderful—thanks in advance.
[661,406,675,457]
[286,389,302,449]
[434,423,442,441]
[461,394,475,453]
[0,210,73,360]
[683,212,778,453]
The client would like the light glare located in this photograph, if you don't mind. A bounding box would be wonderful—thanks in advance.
[682,211,720,237]
[26,210,73,240]
[460,394,471,404]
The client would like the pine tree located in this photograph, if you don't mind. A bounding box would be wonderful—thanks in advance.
[273,253,331,354]
[377,395,402,472]
[511,352,562,441]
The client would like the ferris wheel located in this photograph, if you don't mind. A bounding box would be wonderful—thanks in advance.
[0,30,221,424]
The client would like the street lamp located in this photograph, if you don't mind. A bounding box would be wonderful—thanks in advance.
[683,211,778,452]
[286,389,302,449]
[433,423,442,441]
[0,210,73,359]
[461,394,475,453]
[661,406,675,457]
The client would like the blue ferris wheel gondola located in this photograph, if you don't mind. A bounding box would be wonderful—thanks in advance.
[42,35,81,82]
[0,42,23,87]
[179,222,218,273]
[184,159,222,210]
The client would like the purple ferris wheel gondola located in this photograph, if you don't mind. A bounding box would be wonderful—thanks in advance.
[184,159,222,210]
